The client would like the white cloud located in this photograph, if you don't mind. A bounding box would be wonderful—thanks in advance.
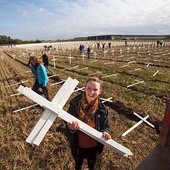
[0,0,170,40]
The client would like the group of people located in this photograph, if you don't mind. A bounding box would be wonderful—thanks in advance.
[79,44,92,59]
[27,52,111,170]
[27,52,51,100]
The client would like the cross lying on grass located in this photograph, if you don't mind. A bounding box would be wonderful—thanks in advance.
[127,80,144,88]
[122,112,155,137]
[17,77,133,156]
[13,103,38,113]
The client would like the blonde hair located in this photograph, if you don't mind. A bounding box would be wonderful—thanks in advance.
[33,56,42,64]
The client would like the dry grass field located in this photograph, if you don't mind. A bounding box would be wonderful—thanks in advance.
[0,40,170,170]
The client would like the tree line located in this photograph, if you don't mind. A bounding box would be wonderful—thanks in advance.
[0,35,42,45]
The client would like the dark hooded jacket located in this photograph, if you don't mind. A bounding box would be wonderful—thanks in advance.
[42,54,49,66]
[66,93,110,156]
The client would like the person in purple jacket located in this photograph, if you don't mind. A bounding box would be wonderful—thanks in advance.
[30,56,49,100]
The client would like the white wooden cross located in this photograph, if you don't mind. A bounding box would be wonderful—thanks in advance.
[51,56,58,68]
[101,74,119,79]
[48,74,58,79]
[129,68,141,73]
[50,79,66,86]
[13,104,38,113]
[93,52,97,59]
[19,77,78,145]
[7,80,28,87]
[104,61,114,65]
[68,54,73,65]
[81,53,86,61]
[71,65,79,69]
[74,86,85,93]
[133,112,155,128]
[153,70,159,77]
[119,64,129,68]
[127,80,144,88]
[101,97,113,103]
[11,92,22,97]
[146,63,151,67]
[17,77,132,156]
[103,50,108,57]
[122,112,155,136]
[127,61,136,65]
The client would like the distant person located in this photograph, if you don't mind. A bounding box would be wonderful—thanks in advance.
[97,42,100,49]
[108,42,111,48]
[125,40,128,46]
[79,44,85,53]
[27,53,34,67]
[160,40,164,47]
[30,56,49,100]
[27,52,35,73]
[44,45,47,51]
[66,77,111,170]
[42,51,53,75]
[87,46,91,59]
[102,43,105,51]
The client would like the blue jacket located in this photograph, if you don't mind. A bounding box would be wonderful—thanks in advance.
[37,64,49,86]
[66,93,110,156]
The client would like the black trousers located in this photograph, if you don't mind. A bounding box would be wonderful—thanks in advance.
[32,79,49,100]
[73,146,100,170]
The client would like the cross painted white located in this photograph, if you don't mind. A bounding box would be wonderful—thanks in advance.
[25,77,78,145]
[122,112,154,137]
[100,97,113,104]
[13,103,38,113]
[51,56,58,68]
[68,54,73,65]
[17,77,133,156]
[127,80,144,88]
[81,53,86,61]
[133,112,155,128]
[153,70,159,77]
[122,115,149,137]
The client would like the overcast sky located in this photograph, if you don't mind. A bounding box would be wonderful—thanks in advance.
[0,0,170,40]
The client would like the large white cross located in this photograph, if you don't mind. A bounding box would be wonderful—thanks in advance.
[17,77,132,156]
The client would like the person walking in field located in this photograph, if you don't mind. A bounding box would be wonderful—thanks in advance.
[66,77,111,170]
[30,56,49,100]
[42,51,53,75]
[87,46,91,59]
[27,52,35,72]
